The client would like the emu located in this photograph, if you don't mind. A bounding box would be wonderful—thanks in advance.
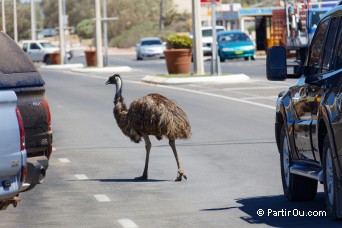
[106,74,191,181]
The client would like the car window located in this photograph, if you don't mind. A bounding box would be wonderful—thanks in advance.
[141,40,162,46]
[30,43,40,50]
[307,18,330,74]
[219,33,250,42]
[202,28,225,37]
[332,18,342,70]
[322,17,340,73]
[39,42,55,48]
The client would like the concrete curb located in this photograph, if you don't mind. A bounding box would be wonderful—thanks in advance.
[141,74,250,85]
[40,63,85,69]
[40,63,132,73]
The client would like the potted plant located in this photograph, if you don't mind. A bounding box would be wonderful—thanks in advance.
[164,34,192,74]
[84,42,96,67]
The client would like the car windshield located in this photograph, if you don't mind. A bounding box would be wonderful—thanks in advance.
[141,40,162,46]
[202,28,225,37]
[219,33,250,42]
[39,42,56,48]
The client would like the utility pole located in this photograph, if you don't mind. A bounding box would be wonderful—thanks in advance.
[160,0,164,30]
[13,0,18,42]
[1,0,5,33]
[103,0,108,66]
[210,0,221,75]
[31,0,36,40]
[58,0,65,64]
[192,0,204,75]
[95,0,103,67]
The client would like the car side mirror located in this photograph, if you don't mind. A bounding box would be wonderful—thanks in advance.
[266,46,287,81]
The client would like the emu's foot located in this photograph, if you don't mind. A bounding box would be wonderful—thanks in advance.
[175,169,187,181]
[134,175,147,181]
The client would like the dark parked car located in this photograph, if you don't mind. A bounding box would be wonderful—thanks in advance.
[267,3,342,220]
[0,32,52,192]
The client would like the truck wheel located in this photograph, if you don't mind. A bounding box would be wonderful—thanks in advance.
[280,125,317,201]
[219,55,225,62]
[44,55,51,65]
[323,134,341,220]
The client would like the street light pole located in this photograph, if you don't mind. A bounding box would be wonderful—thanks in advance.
[31,0,36,40]
[1,0,5,33]
[210,0,221,75]
[13,0,18,42]
[103,0,108,66]
[95,0,103,67]
[58,0,65,64]
[192,0,204,75]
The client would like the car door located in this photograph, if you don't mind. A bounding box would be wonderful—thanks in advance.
[291,17,336,163]
[27,42,43,61]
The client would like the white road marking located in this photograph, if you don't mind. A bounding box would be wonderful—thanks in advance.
[75,174,89,180]
[156,84,276,110]
[94,194,111,202]
[58,158,70,163]
[117,219,139,228]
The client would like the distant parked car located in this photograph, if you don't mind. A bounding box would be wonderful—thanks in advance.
[0,91,27,210]
[19,40,73,64]
[136,37,165,60]
[1,32,53,192]
[217,30,255,62]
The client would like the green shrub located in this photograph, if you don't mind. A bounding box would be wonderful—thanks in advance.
[166,34,192,49]
[75,19,94,39]
[109,22,174,48]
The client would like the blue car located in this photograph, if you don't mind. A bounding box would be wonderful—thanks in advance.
[217,30,255,62]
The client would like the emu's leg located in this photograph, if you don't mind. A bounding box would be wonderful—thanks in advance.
[169,139,187,181]
[135,135,151,180]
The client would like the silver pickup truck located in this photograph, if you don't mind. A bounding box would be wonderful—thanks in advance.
[0,91,27,210]
[19,40,73,64]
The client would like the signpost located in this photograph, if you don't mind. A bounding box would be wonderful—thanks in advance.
[209,0,221,75]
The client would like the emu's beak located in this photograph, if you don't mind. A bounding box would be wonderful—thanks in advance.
[105,79,110,85]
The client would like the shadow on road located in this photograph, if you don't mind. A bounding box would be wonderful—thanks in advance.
[202,193,342,227]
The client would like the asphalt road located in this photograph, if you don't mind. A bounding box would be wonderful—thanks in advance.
[1,56,340,227]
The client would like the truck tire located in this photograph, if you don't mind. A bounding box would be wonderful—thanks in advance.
[323,134,342,220]
[280,125,317,201]
[44,55,51,65]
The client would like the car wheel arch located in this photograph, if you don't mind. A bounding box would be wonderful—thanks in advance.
[275,103,287,153]
[318,104,342,186]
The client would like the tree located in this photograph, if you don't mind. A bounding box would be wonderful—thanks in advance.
[0,1,41,40]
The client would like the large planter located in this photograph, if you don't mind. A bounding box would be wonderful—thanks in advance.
[84,50,96,66]
[49,52,60,65]
[164,49,192,74]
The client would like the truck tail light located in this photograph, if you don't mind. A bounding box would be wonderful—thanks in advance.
[44,96,52,132]
[16,108,25,151]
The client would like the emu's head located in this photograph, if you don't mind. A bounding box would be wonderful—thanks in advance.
[105,74,121,85]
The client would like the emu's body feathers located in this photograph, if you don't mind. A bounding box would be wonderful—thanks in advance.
[114,93,191,143]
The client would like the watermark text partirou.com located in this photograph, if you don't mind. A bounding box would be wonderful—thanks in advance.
[257,209,326,217]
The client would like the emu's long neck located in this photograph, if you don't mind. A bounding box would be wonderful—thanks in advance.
[114,78,123,104]
[113,78,128,133]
